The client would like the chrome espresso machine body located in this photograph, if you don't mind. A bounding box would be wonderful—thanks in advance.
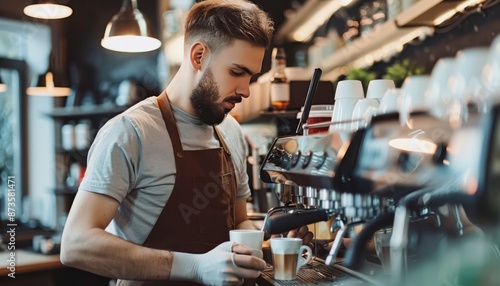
[259,103,500,285]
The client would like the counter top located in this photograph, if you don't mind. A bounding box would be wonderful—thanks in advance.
[0,249,63,276]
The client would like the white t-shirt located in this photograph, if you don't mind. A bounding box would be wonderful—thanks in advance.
[79,96,251,244]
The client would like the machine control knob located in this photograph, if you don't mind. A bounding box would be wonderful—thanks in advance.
[268,148,290,169]
[291,150,301,168]
[314,151,328,169]
[302,151,313,168]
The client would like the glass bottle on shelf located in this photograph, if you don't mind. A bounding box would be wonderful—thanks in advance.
[270,47,290,111]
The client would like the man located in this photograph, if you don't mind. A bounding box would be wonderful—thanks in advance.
[61,1,312,285]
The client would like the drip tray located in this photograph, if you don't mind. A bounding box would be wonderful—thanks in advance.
[258,260,368,286]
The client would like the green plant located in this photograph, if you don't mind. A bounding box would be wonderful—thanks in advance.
[383,59,426,87]
[345,67,376,94]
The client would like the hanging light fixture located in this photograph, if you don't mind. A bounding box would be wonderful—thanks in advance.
[0,74,6,93]
[23,0,73,20]
[26,51,71,97]
[101,0,161,53]
[27,71,71,97]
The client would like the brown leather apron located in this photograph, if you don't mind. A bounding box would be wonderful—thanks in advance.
[117,92,237,286]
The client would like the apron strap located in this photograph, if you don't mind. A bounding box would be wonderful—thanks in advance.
[157,91,184,158]
[213,125,231,156]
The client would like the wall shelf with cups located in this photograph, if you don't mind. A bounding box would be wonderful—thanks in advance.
[46,105,128,120]
[45,105,127,213]
[282,0,486,80]
[319,19,434,80]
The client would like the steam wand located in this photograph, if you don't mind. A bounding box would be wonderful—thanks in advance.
[296,68,322,135]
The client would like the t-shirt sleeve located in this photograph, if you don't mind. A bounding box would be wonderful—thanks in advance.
[222,116,251,201]
[79,115,140,203]
[236,127,251,200]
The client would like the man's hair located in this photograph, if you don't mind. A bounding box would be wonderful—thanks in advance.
[184,0,274,54]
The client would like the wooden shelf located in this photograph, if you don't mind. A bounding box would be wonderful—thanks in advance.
[259,109,300,118]
[53,187,78,196]
[275,0,484,80]
[46,105,127,120]
[55,147,90,154]
[0,250,62,276]
[274,0,328,44]
[395,0,483,27]
[320,20,434,79]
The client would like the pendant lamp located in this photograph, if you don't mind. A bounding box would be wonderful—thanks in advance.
[27,71,71,97]
[23,0,73,20]
[101,0,161,53]
[0,74,6,93]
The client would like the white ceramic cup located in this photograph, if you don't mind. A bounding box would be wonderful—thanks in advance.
[333,79,365,100]
[425,57,456,119]
[270,238,312,280]
[351,98,379,130]
[229,229,264,259]
[447,47,490,124]
[366,79,395,101]
[329,80,364,133]
[61,124,75,150]
[75,122,91,150]
[482,34,500,97]
[378,88,401,115]
[400,75,431,125]
[450,47,489,102]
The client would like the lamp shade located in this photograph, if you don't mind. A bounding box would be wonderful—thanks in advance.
[23,0,73,20]
[101,0,161,53]
[26,71,71,97]
[0,74,6,93]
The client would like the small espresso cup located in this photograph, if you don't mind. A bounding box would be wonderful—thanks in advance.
[229,229,264,259]
[270,238,312,280]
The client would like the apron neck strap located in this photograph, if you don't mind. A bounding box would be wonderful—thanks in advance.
[213,125,231,156]
[157,92,232,158]
[157,91,185,158]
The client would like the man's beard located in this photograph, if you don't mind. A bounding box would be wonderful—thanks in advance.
[190,68,228,125]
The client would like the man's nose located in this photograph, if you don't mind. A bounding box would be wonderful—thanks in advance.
[237,84,250,98]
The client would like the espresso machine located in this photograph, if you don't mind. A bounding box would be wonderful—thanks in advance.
[258,92,500,285]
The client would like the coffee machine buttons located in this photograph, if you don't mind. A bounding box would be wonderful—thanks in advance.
[291,150,301,168]
[302,151,313,168]
[314,151,328,169]
[268,148,291,170]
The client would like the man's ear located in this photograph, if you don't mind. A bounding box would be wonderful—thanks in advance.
[189,42,208,70]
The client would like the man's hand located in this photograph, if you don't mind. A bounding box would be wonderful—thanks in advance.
[170,241,266,286]
[286,225,314,245]
[263,225,314,249]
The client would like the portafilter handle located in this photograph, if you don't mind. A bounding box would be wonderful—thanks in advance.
[262,208,332,235]
[261,203,303,232]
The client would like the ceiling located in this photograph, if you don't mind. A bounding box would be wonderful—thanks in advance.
[0,1,305,93]
[252,0,305,32]
[0,0,302,32]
